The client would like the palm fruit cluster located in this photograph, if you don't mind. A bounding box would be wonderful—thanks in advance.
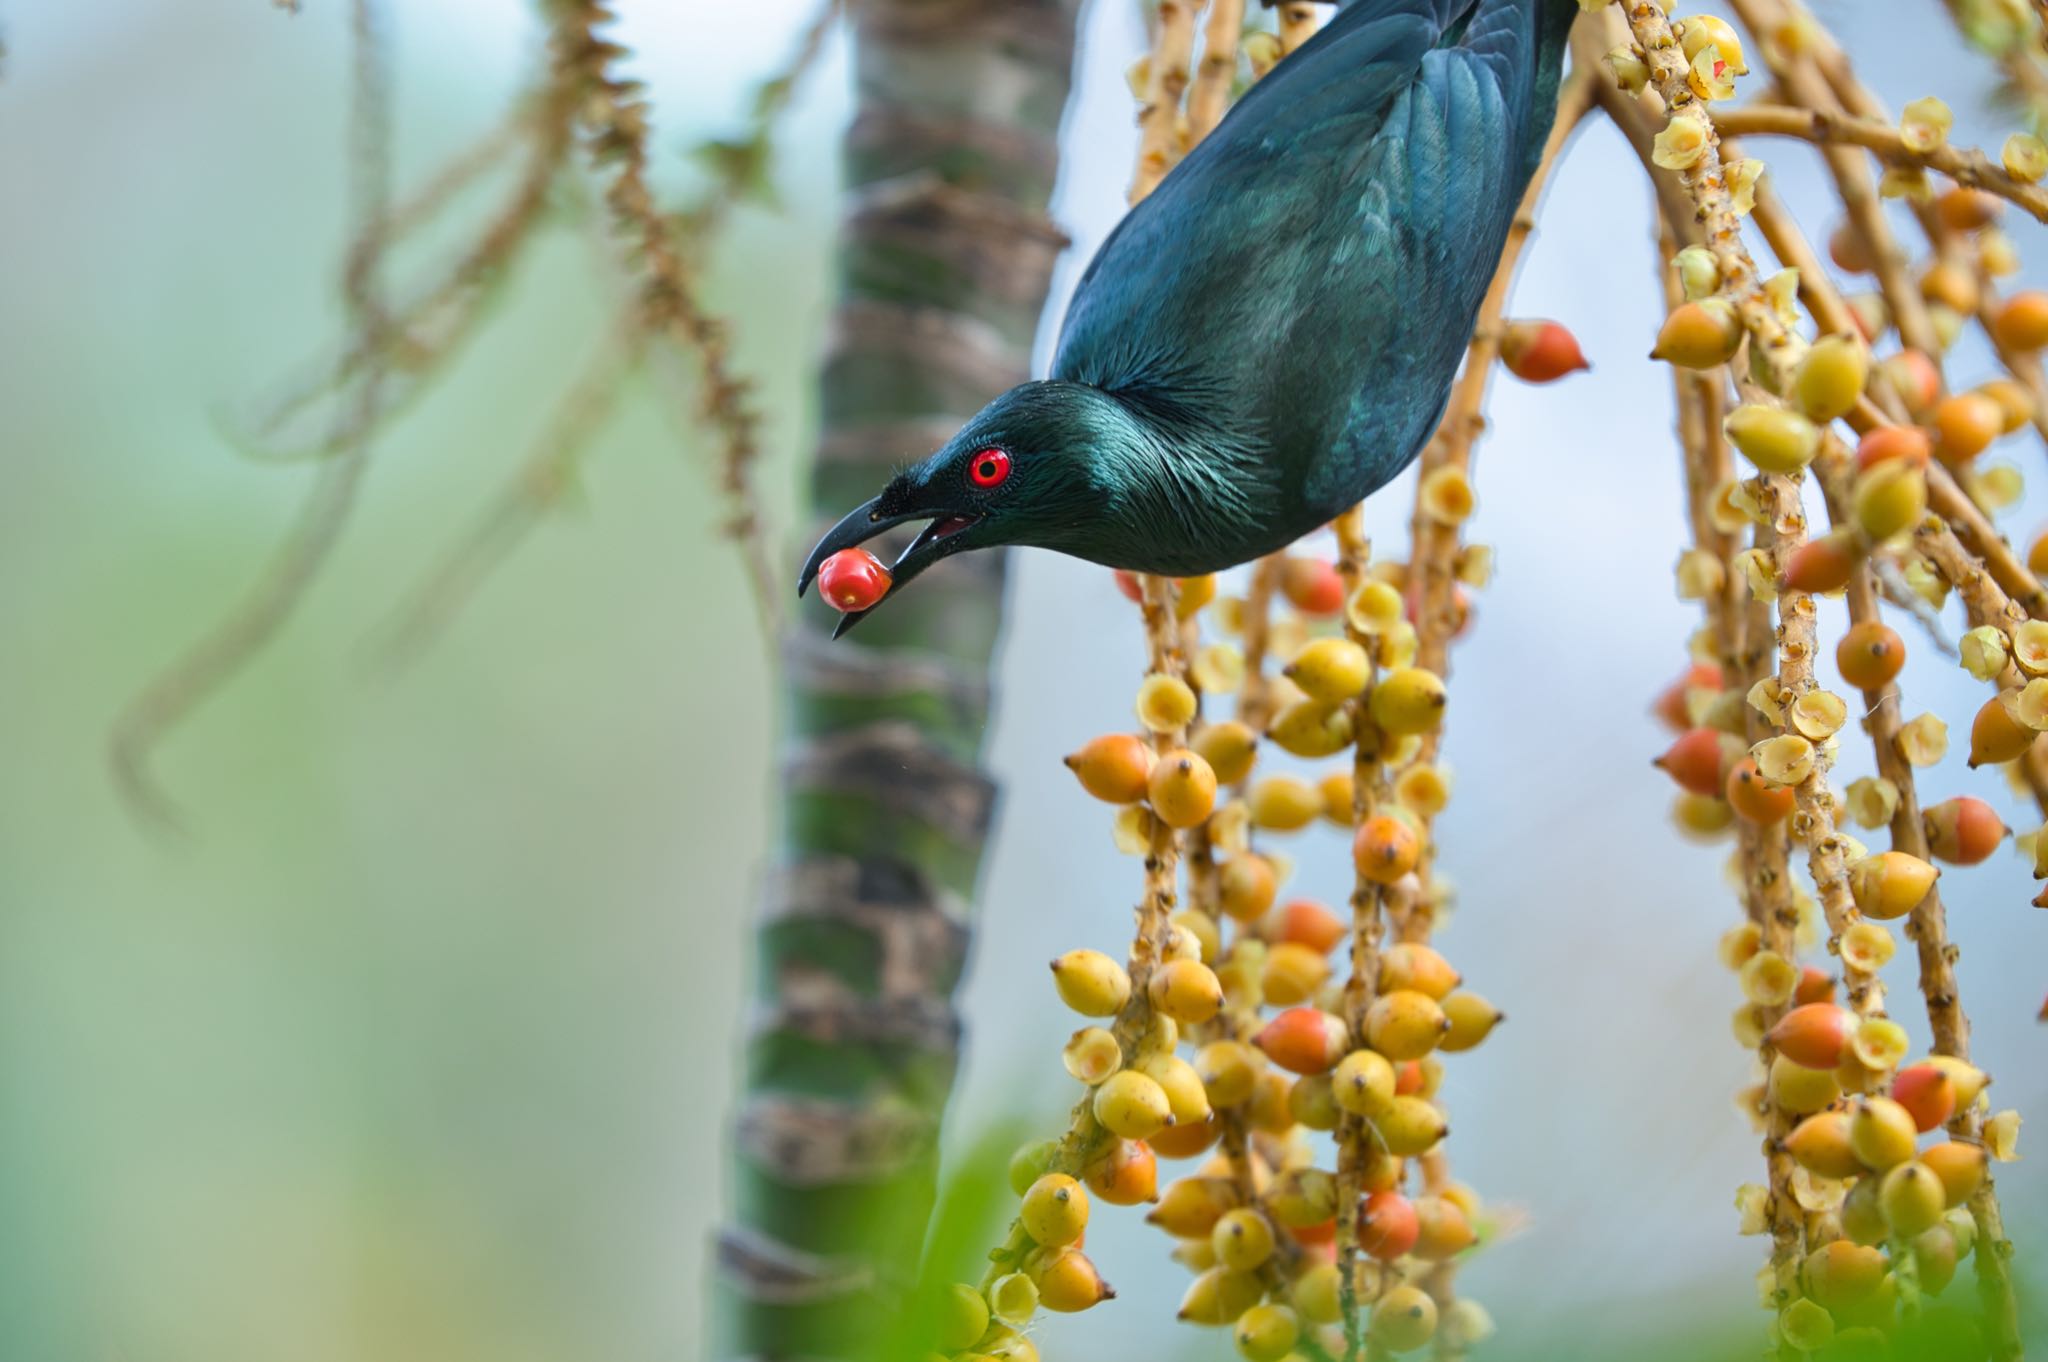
[941,527,1504,1362]
[1606,2,2033,1354]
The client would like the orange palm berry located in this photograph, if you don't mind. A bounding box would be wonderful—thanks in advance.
[1848,850,1939,920]
[1784,1111,1863,1178]
[1936,185,2002,231]
[1280,557,1345,616]
[1271,897,1347,954]
[1853,424,1933,471]
[1063,733,1154,804]
[1034,1247,1115,1313]
[1410,1195,1477,1261]
[1499,319,1590,383]
[1883,348,1942,414]
[1793,965,1836,1007]
[1655,727,1729,797]
[1218,853,1279,923]
[1993,289,2048,351]
[1652,660,1723,730]
[1921,1140,1989,1206]
[1780,531,1861,594]
[1931,391,2004,465]
[1359,1189,1420,1260]
[1726,756,1795,824]
[1254,1007,1351,1075]
[1802,1241,1887,1311]
[1769,1002,1854,1069]
[1084,1139,1158,1206]
[1892,1062,1958,1133]
[1970,693,2034,767]
[1836,620,1906,690]
[1354,813,1422,883]
[1829,222,1876,273]
[1149,1113,1224,1159]
[1924,795,2006,865]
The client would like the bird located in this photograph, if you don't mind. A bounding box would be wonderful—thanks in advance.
[799,0,1580,633]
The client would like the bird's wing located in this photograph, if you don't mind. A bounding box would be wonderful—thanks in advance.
[1055,0,1572,521]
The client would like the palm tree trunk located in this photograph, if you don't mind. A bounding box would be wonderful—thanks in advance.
[714,3,1081,1357]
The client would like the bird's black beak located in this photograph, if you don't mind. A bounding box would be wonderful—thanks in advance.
[796,492,985,638]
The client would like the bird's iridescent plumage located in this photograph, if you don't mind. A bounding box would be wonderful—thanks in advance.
[800,0,1578,624]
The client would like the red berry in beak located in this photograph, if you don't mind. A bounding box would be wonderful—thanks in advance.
[1500,319,1589,383]
[817,548,892,613]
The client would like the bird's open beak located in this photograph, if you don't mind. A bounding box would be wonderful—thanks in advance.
[796,493,984,637]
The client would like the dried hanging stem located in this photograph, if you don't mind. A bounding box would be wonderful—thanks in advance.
[109,0,397,830]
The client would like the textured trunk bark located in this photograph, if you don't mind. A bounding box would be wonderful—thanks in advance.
[713,4,1081,1358]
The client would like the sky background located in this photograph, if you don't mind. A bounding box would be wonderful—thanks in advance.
[0,2,2040,1360]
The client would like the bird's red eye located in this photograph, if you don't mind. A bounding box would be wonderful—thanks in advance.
[967,448,1011,489]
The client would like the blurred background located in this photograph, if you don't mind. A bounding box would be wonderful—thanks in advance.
[0,2,2039,1359]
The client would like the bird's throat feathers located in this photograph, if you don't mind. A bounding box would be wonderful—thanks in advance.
[1019,376,1276,576]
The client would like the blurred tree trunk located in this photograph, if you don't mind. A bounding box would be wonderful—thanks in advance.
[713,3,1081,1358]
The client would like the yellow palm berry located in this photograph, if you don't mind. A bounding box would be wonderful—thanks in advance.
[1370,1284,1440,1353]
[1234,1302,1301,1362]
[1370,666,1448,736]
[1654,298,1742,367]
[1879,1161,1946,1236]
[1268,698,1356,757]
[1853,460,1928,541]
[1285,636,1371,702]
[1439,990,1503,1052]
[940,1281,992,1351]
[1192,720,1258,785]
[1148,958,1224,1025]
[1318,769,1357,826]
[1218,852,1278,923]
[1794,333,1869,422]
[1050,949,1131,1016]
[1194,1039,1261,1109]
[1250,774,1323,831]
[1366,989,1449,1060]
[1092,1070,1174,1140]
[1177,1266,1263,1326]
[1769,1053,1841,1115]
[1211,1206,1277,1271]
[1292,1262,1342,1324]
[1020,1173,1089,1247]
[1261,941,1331,1007]
[1372,1095,1448,1156]
[1849,1096,1919,1170]
[1332,1047,1398,1117]
[1848,851,1938,921]
[1725,404,1821,474]
[1678,14,1748,72]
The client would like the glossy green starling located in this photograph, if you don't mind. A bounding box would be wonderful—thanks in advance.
[801,0,1579,631]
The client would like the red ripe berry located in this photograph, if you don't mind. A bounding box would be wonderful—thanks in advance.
[1113,569,1144,603]
[1393,1061,1425,1096]
[1281,557,1345,615]
[817,548,893,613]
[1654,728,1727,797]
[1500,320,1589,383]
[1358,1189,1419,1260]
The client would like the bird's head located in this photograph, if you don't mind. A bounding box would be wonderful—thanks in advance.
[797,381,1112,634]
